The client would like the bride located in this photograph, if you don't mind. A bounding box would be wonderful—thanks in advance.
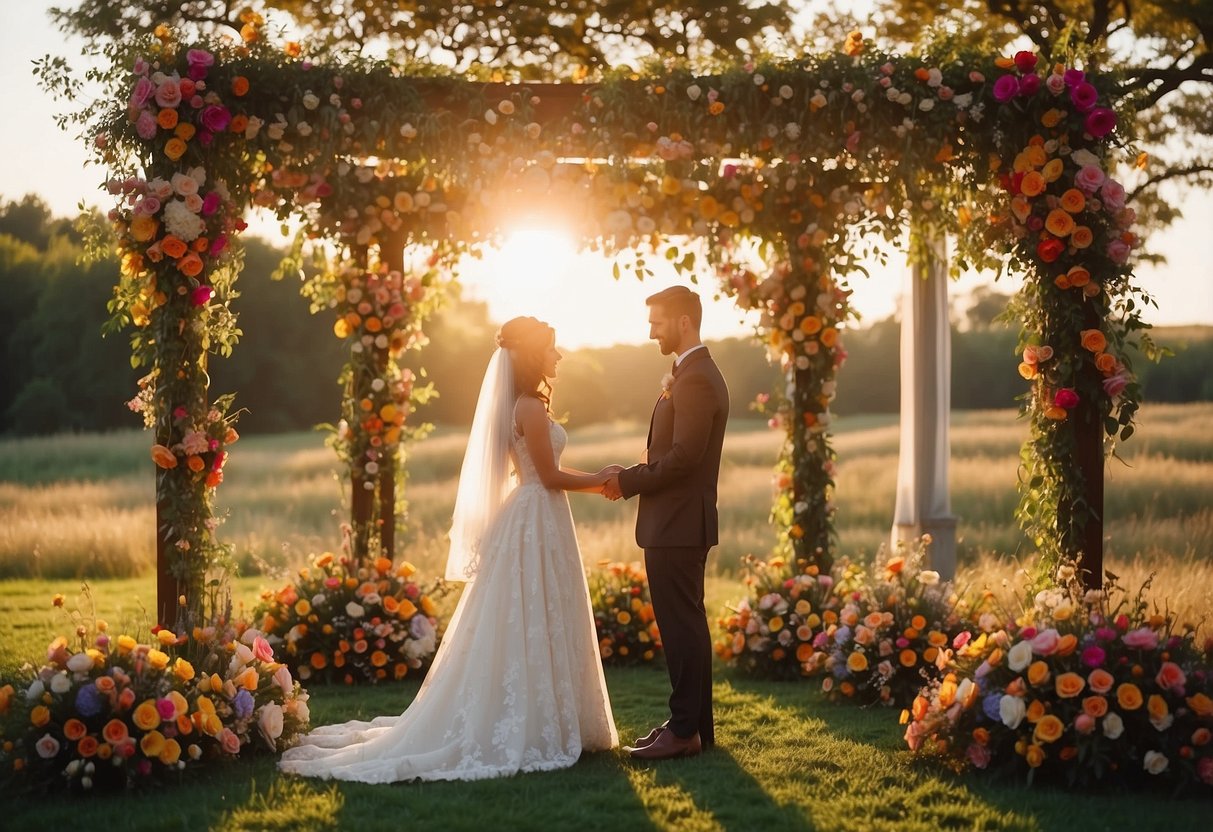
[279,316,619,783]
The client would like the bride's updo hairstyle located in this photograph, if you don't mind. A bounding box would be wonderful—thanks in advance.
[496,316,555,410]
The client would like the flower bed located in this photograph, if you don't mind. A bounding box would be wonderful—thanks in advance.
[0,595,308,792]
[256,553,445,684]
[904,568,1213,791]
[588,562,662,665]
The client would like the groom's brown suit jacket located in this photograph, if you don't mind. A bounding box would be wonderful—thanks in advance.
[618,347,729,546]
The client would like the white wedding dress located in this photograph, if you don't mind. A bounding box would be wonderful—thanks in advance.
[278,420,618,783]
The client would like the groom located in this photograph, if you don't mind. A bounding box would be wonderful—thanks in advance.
[603,286,730,760]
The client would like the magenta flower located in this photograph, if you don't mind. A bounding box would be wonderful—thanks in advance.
[1081,645,1106,667]
[200,105,231,133]
[1018,74,1041,96]
[992,74,1020,102]
[1103,370,1130,398]
[135,110,158,141]
[201,192,222,216]
[1054,388,1079,409]
[1070,81,1098,112]
[209,234,228,257]
[191,286,213,306]
[1084,107,1117,138]
[155,698,177,720]
[1063,69,1086,87]
[1014,51,1038,73]
[1107,238,1131,264]
[130,76,155,110]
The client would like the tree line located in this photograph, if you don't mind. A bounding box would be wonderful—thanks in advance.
[2,195,1210,437]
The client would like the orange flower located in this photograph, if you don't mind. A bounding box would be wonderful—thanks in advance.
[370,650,388,667]
[1186,692,1213,716]
[1040,109,1065,129]
[77,736,99,757]
[796,643,814,662]
[1044,405,1067,421]
[1020,171,1046,197]
[1027,660,1050,686]
[708,101,725,116]
[1055,672,1085,698]
[1056,634,1078,656]
[1045,209,1075,237]
[165,137,187,161]
[1018,362,1038,380]
[157,108,179,130]
[231,76,250,96]
[1059,189,1086,213]
[1071,226,1093,248]
[847,652,868,673]
[1080,329,1106,353]
[174,122,196,141]
[161,235,188,259]
[178,253,204,277]
[1034,714,1064,744]
[187,455,205,473]
[911,694,929,721]
[1026,699,1046,722]
[310,652,327,669]
[151,444,178,469]
[899,649,917,667]
[1025,744,1045,767]
[140,730,165,758]
[64,718,87,741]
[1067,266,1091,287]
[229,114,249,134]
[1088,668,1114,694]
[1116,682,1143,710]
[973,727,990,745]
[1082,695,1108,718]
[133,700,161,731]
[1147,694,1169,722]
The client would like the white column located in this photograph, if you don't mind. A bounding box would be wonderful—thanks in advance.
[891,228,957,577]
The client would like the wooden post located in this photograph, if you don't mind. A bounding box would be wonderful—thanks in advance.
[154,491,176,627]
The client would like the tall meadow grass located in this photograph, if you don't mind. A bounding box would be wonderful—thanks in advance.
[2,404,1211,623]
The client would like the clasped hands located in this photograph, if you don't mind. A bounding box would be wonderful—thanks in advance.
[597,465,624,501]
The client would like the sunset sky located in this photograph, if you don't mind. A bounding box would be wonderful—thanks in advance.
[3,0,1210,349]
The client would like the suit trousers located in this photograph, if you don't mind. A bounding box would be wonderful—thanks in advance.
[645,545,714,746]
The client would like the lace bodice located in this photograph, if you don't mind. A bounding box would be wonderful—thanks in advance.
[511,419,566,486]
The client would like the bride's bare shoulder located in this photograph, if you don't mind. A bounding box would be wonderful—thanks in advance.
[513,395,547,435]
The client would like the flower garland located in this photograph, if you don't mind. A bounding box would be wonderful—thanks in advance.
[588,562,662,665]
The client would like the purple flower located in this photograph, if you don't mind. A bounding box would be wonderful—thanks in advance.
[74,683,103,717]
[232,689,254,719]
[200,105,231,133]
[1084,107,1117,138]
[1063,69,1086,87]
[992,74,1020,102]
[1018,74,1041,97]
[1107,238,1131,265]
[982,692,1003,721]
[834,626,852,645]
[1081,645,1106,667]
[1070,82,1098,112]
[1103,370,1130,398]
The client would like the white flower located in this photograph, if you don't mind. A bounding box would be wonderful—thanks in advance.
[484,109,498,125]
[1071,148,1100,168]
[35,733,61,759]
[66,652,94,673]
[302,92,319,110]
[926,68,943,87]
[171,172,199,196]
[497,100,515,115]
[346,601,365,618]
[952,93,973,109]
[918,570,940,586]
[399,122,417,139]
[1143,750,1169,775]
[686,84,702,101]
[50,671,72,693]
[779,84,793,99]
[919,99,935,112]
[525,122,542,140]
[163,199,205,242]
[999,694,1025,729]
[1102,711,1124,739]
[258,702,284,747]
[244,115,263,139]
[311,593,325,607]
[26,678,47,699]
[296,121,312,137]
[1007,640,1034,672]
[785,123,801,140]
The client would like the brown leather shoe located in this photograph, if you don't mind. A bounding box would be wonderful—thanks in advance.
[628,730,701,760]
[630,721,670,750]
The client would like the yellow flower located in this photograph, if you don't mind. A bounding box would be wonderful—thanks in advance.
[1055,672,1085,698]
[159,738,182,765]
[140,730,166,758]
[1025,744,1046,767]
[846,652,868,673]
[1034,714,1064,743]
[30,705,50,727]
[147,649,170,670]
[767,616,783,632]
[1116,683,1143,711]
[172,657,195,682]
[1040,158,1064,183]
[617,611,632,625]
[294,599,311,617]
[133,700,161,731]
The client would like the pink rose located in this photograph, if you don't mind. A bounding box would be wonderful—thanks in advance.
[1074,164,1106,195]
[133,57,149,75]
[135,110,158,140]
[1053,388,1079,409]
[183,193,204,214]
[1100,179,1126,212]
[273,664,293,694]
[1198,756,1213,785]
[1030,628,1060,655]
[186,49,214,70]
[130,76,155,109]
[1102,370,1130,398]
[218,727,241,755]
[1155,661,1186,694]
[992,74,1020,102]
[1106,238,1131,265]
[1075,713,1096,734]
[253,636,275,663]
[35,733,61,759]
[154,77,182,109]
[1070,81,1098,112]
[1122,627,1159,650]
[1045,74,1066,95]
[135,196,160,216]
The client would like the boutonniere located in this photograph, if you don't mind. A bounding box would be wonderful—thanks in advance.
[660,372,676,400]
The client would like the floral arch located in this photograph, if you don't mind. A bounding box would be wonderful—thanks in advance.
[94,24,1151,625]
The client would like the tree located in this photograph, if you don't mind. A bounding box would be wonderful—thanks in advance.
[857,0,1213,236]
[49,1,797,75]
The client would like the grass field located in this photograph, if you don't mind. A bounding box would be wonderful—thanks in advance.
[2,406,1212,829]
